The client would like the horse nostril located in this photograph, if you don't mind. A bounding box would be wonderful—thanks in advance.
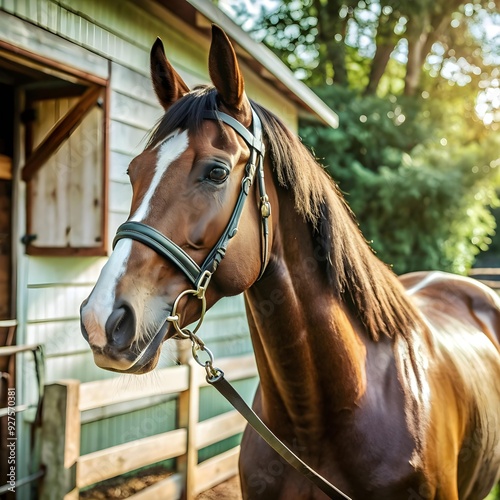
[105,305,136,351]
[80,302,90,342]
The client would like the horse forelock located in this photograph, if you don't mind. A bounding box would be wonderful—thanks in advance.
[146,86,220,148]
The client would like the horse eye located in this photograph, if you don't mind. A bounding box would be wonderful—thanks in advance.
[208,166,229,183]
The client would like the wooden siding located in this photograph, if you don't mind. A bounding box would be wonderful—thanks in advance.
[0,9,109,81]
[0,0,296,128]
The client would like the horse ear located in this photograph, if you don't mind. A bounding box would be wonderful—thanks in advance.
[209,25,252,124]
[150,37,190,110]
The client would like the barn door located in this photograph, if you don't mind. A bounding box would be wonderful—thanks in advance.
[0,43,107,496]
[0,82,14,323]
[0,132,15,404]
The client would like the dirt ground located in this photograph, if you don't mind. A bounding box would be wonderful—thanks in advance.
[196,475,242,499]
[79,469,242,499]
[79,467,169,499]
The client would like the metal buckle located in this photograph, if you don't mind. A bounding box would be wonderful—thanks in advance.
[260,195,271,218]
[242,176,252,195]
[166,284,222,383]
[196,270,212,299]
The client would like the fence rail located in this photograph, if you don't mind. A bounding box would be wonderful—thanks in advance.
[469,267,500,290]
[39,354,258,499]
[468,268,500,276]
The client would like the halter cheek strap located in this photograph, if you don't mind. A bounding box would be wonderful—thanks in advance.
[112,106,271,289]
[198,109,270,282]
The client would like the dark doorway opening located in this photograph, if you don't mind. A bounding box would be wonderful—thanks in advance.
[0,75,16,500]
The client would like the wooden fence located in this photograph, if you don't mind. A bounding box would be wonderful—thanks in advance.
[39,354,258,500]
[469,267,500,290]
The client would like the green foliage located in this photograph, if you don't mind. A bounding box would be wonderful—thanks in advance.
[486,484,500,500]
[222,0,500,274]
[301,86,500,274]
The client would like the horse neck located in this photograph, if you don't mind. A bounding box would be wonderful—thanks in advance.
[244,193,367,445]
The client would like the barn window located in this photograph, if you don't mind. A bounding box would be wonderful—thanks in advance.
[21,81,108,256]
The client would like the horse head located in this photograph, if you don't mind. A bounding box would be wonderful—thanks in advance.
[80,26,275,373]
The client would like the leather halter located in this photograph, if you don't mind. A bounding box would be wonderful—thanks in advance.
[112,106,271,288]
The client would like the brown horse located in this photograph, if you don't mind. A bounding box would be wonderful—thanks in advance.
[80,25,500,499]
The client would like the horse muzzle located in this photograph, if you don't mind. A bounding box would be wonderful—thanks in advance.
[80,299,171,374]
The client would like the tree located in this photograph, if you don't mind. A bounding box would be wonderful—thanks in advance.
[221,0,500,274]
[230,0,499,96]
[300,85,500,274]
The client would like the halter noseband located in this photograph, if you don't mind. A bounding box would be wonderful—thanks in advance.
[113,106,271,295]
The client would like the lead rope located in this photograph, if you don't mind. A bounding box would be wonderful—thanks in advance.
[167,284,352,500]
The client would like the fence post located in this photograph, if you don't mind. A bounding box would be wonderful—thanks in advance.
[39,380,81,500]
[177,359,200,500]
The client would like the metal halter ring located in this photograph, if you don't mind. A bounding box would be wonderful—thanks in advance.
[166,288,207,337]
[192,342,223,381]
[192,342,214,368]
[165,278,222,381]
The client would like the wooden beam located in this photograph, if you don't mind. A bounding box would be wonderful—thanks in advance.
[79,364,189,411]
[25,246,108,257]
[40,381,81,500]
[0,320,17,328]
[21,85,102,182]
[101,82,110,255]
[177,360,200,500]
[196,410,247,450]
[0,343,39,356]
[0,155,12,180]
[469,268,500,276]
[194,447,240,496]
[77,428,187,488]
[0,32,109,85]
[128,473,183,500]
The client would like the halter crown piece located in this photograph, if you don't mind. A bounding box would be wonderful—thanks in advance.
[113,105,271,296]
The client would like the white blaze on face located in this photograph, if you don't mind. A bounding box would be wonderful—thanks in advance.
[131,131,189,221]
[83,130,189,346]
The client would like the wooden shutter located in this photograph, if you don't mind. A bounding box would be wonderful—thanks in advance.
[23,86,108,256]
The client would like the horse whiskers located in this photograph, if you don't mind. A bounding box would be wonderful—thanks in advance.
[158,342,179,365]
